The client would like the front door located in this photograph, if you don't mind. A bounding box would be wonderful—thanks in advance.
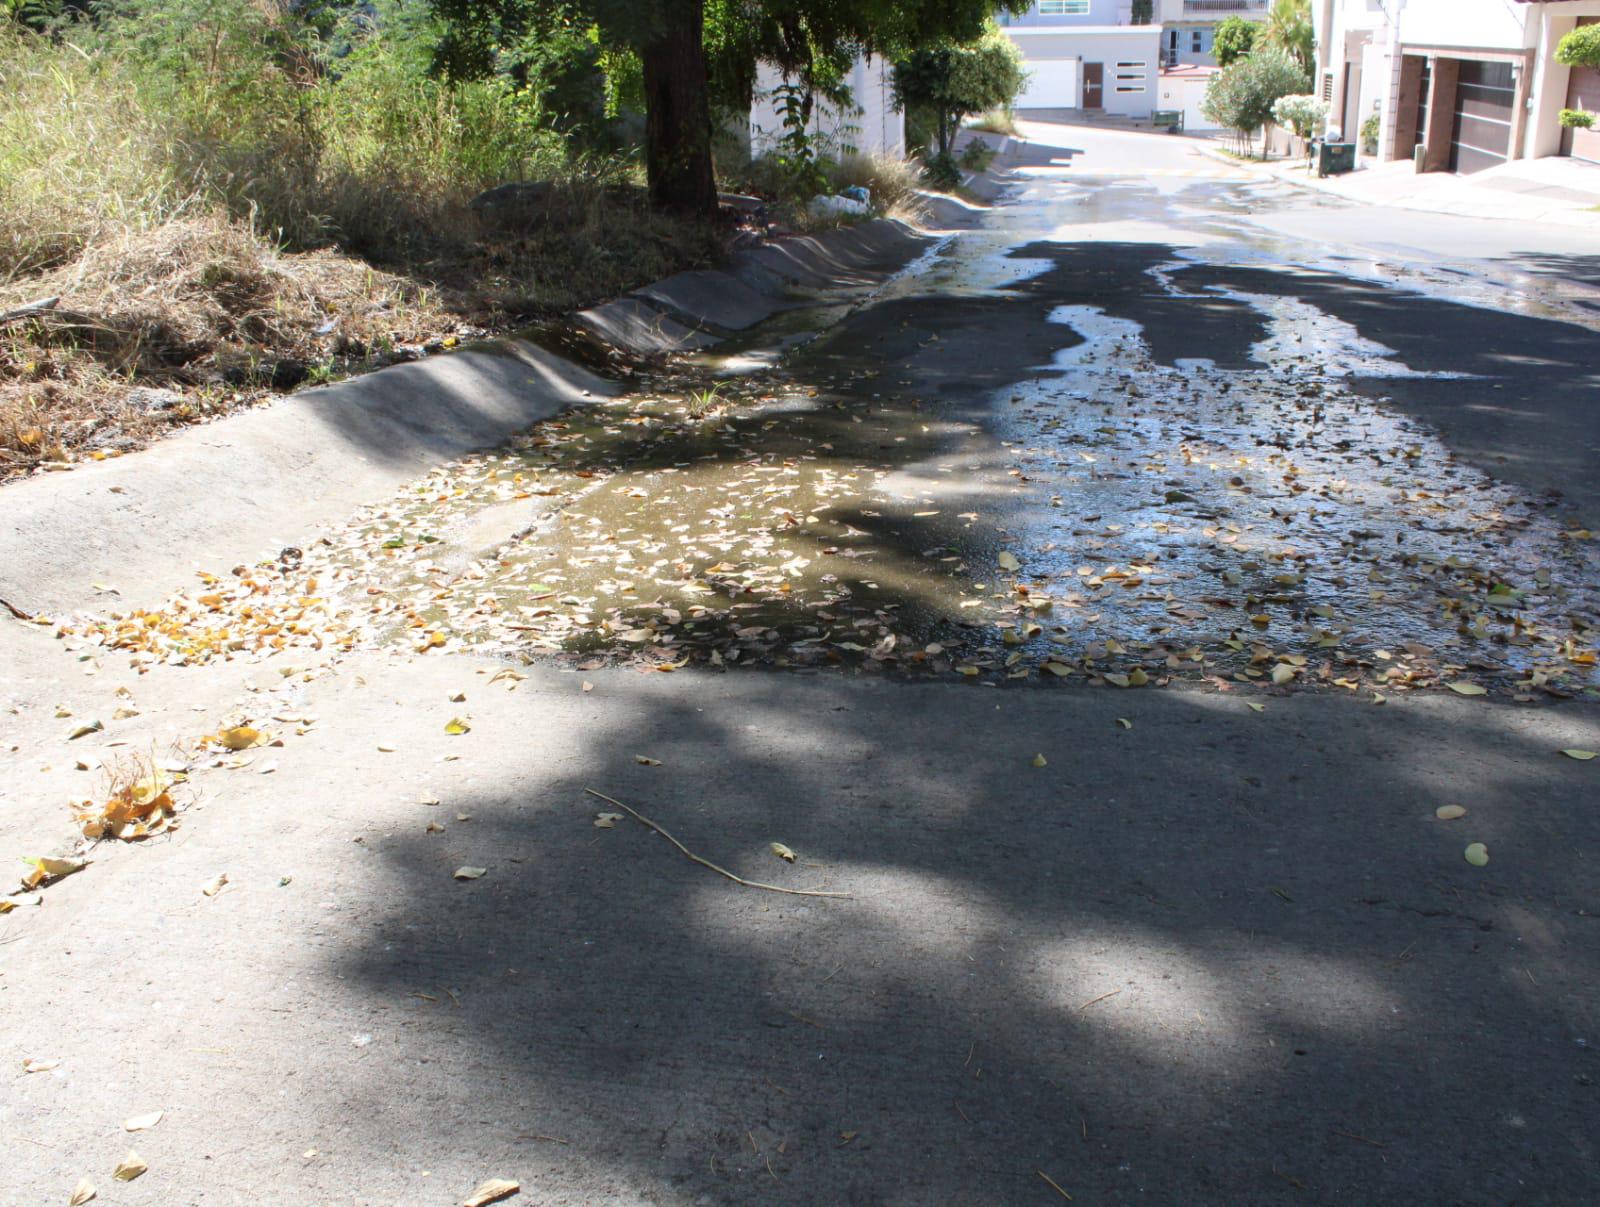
[1084,62,1104,111]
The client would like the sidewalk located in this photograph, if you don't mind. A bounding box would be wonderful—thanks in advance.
[1199,140,1600,228]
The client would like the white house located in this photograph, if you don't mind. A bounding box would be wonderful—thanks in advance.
[749,55,905,160]
[998,1,1162,118]
[1316,0,1600,173]
[1155,0,1269,68]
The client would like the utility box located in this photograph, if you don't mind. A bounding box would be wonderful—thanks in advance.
[1317,141,1357,177]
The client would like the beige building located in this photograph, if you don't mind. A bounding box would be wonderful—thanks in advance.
[1316,0,1600,173]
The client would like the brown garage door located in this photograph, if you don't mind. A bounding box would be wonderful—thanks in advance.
[1450,60,1515,174]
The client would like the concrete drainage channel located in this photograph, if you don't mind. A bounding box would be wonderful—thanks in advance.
[0,219,938,620]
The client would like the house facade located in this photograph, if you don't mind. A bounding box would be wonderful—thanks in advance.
[1156,0,1269,68]
[999,2,1162,117]
[1316,0,1600,173]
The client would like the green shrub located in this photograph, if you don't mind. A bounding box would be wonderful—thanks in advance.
[1561,108,1596,130]
[959,139,996,172]
[1359,111,1380,153]
[1202,48,1308,153]
[1557,25,1600,69]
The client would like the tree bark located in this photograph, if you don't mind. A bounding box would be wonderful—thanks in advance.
[640,0,718,218]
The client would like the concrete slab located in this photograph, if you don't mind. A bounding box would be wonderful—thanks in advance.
[632,269,783,332]
[0,340,616,617]
[572,297,717,354]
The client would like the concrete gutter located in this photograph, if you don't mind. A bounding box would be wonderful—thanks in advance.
[0,218,934,618]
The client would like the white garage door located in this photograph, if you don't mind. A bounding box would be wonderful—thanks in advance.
[1016,59,1080,109]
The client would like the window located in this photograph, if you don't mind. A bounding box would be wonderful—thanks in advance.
[1116,62,1147,94]
[1192,31,1203,52]
[1038,0,1091,14]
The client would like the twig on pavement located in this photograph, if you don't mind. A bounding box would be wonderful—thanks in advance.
[584,789,850,898]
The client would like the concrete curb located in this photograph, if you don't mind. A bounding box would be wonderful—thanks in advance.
[0,218,935,617]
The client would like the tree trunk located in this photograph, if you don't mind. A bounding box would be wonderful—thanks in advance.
[640,0,718,218]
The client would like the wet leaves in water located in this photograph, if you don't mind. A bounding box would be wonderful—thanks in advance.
[1464,843,1489,867]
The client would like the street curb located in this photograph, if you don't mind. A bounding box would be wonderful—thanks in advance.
[0,218,936,618]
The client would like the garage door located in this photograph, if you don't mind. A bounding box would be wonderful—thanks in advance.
[1449,60,1514,174]
[1015,59,1079,109]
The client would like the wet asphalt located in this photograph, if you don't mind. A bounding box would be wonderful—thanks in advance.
[9,126,1600,1206]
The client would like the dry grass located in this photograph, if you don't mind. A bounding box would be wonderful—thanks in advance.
[0,199,723,478]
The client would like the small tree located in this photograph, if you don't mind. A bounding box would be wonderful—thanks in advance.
[1212,16,1257,68]
[893,24,1025,184]
[1273,92,1327,164]
[1202,47,1307,155]
[1556,24,1600,69]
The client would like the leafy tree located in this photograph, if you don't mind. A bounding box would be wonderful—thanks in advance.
[1271,92,1325,140]
[1211,16,1256,68]
[1556,24,1600,69]
[892,23,1025,167]
[429,0,1031,216]
[1262,0,1312,77]
[1202,46,1306,154]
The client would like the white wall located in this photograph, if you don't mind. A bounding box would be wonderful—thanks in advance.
[1396,0,1534,51]
[1004,28,1163,117]
[1155,72,1219,130]
[749,56,905,161]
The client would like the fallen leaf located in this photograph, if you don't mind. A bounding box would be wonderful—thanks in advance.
[1560,748,1596,761]
[1447,682,1487,697]
[113,1152,147,1182]
[998,551,1021,572]
[20,856,86,891]
[462,1178,520,1206]
[67,721,104,740]
[634,755,662,766]
[70,1177,96,1205]
[123,1111,163,1132]
[453,866,487,880]
[1464,842,1489,867]
[1435,805,1467,821]
[581,681,595,693]
[1270,664,1295,686]
[23,1057,61,1073]
[1031,753,1048,767]
[218,725,263,751]
[1116,718,1131,729]
[770,842,797,863]
[593,812,621,829]
[449,691,467,702]
[1246,702,1265,713]
[444,718,471,735]
[200,873,228,897]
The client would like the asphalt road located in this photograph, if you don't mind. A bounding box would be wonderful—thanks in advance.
[3,124,1598,1206]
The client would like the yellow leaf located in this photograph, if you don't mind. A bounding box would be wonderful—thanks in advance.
[1127,667,1149,687]
[113,1151,147,1182]
[1270,664,1295,686]
[770,842,797,862]
[70,1177,96,1205]
[1043,662,1072,677]
[1560,749,1596,761]
[218,725,263,750]
[445,717,471,735]
[1031,753,1048,767]
[1116,718,1132,729]
[997,551,1021,572]
[1435,805,1466,820]
[1447,682,1487,697]
[200,873,228,898]
[1463,842,1489,867]
[1104,673,1130,688]
[593,813,621,829]
[1247,702,1265,713]
[462,1177,520,1207]
[123,1111,163,1132]
[453,866,487,880]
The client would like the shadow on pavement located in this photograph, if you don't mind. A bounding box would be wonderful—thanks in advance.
[328,671,1600,1204]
